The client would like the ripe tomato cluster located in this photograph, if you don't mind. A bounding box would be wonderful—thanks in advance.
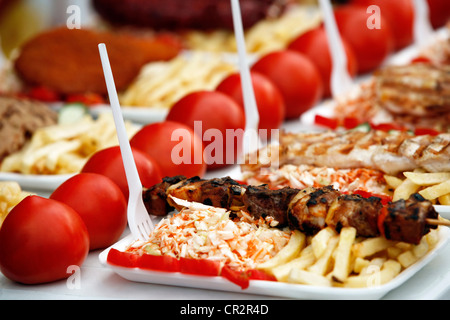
[0,173,129,284]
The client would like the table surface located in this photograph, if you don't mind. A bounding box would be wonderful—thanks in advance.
[2,226,450,300]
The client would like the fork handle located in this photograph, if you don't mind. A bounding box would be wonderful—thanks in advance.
[98,44,143,197]
[318,0,353,98]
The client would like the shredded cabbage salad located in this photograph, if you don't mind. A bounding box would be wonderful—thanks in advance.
[243,164,389,195]
[126,201,291,272]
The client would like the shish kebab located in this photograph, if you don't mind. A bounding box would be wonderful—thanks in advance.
[142,175,446,245]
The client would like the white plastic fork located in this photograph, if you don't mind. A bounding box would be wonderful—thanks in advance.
[318,0,354,99]
[230,0,262,156]
[98,43,153,241]
[413,0,434,48]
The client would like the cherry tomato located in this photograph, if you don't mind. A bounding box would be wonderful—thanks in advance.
[350,0,414,50]
[130,120,207,178]
[427,0,450,29]
[166,91,246,170]
[288,26,358,97]
[334,5,394,73]
[0,196,89,284]
[251,50,323,120]
[81,146,162,198]
[50,173,128,250]
[216,71,285,137]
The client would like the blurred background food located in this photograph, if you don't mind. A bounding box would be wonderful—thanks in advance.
[92,0,290,31]
[13,27,182,96]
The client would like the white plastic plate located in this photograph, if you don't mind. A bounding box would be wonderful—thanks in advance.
[99,227,450,300]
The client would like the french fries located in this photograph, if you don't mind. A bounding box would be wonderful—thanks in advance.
[331,227,356,282]
[385,170,450,205]
[258,226,441,288]
[120,52,236,108]
[0,113,139,175]
[311,227,337,259]
[0,181,32,226]
[419,180,450,200]
[257,230,305,273]
[184,5,321,55]
[403,172,450,186]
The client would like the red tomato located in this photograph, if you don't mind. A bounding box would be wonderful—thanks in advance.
[50,173,127,250]
[334,5,395,73]
[179,257,221,276]
[81,146,162,198]
[166,91,246,170]
[0,196,89,284]
[288,26,358,97]
[350,0,414,50]
[28,86,60,102]
[314,114,339,130]
[65,92,105,105]
[130,121,207,178]
[216,71,285,136]
[427,0,450,29]
[371,122,406,132]
[414,127,441,136]
[251,50,323,120]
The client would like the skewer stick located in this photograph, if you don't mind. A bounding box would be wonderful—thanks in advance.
[426,218,450,227]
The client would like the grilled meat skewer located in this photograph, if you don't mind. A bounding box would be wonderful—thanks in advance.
[143,176,439,244]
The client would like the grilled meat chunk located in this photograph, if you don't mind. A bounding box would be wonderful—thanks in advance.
[374,63,450,117]
[383,193,438,244]
[328,194,382,238]
[288,186,340,234]
[242,185,298,227]
[166,176,242,212]
[143,175,187,216]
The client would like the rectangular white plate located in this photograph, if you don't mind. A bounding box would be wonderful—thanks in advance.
[99,227,450,300]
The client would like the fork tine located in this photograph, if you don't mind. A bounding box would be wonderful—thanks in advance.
[138,226,147,241]
[140,221,152,239]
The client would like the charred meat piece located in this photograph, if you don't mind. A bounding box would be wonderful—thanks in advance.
[288,186,340,234]
[166,176,243,211]
[383,193,438,244]
[242,185,298,227]
[143,175,187,216]
[328,194,382,238]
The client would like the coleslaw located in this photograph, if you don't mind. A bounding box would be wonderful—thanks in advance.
[126,200,291,272]
[243,164,389,196]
